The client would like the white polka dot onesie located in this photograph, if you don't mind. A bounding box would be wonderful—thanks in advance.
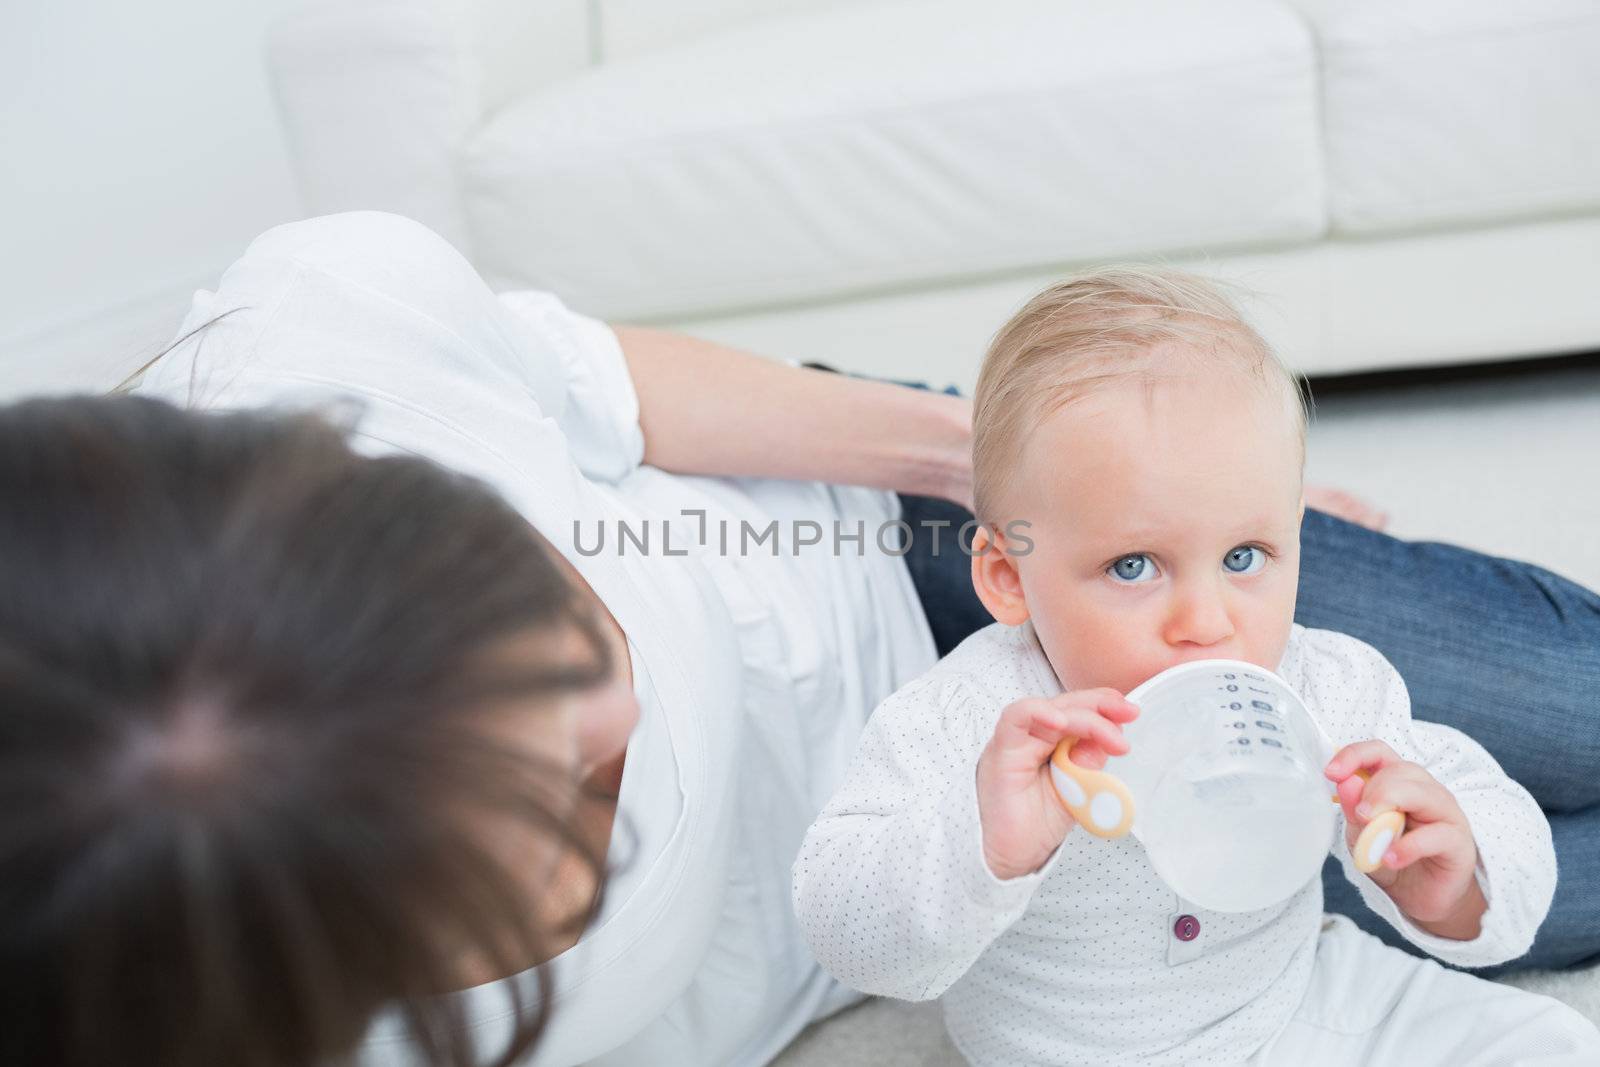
[792,621,1562,1065]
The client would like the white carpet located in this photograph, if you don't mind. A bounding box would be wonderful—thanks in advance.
[774,958,1600,1066]
[1304,360,1600,592]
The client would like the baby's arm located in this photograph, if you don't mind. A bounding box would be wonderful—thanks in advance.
[792,677,1130,1001]
[1318,637,1555,967]
[792,676,1033,1001]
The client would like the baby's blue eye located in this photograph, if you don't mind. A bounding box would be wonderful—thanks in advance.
[1109,554,1155,583]
[1224,545,1267,575]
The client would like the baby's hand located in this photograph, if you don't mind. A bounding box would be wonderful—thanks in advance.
[1326,741,1485,936]
[976,690,1138,881]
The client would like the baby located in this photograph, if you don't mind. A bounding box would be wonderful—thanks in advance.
[792,269,1600,1065]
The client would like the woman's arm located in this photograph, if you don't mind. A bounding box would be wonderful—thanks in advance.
[615,326,974,509]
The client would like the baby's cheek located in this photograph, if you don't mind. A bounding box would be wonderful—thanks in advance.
[1048,620,1150,694]
[1242,584,1297,661]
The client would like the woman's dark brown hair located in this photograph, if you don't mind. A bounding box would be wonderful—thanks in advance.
[0,394,613,1067]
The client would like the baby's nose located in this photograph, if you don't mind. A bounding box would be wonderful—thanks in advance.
[1166,591,1235,648]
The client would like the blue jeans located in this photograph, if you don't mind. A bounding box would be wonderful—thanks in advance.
[876,378,1600,973]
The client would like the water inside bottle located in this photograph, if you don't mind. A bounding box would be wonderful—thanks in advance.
[1141,759,1334,912]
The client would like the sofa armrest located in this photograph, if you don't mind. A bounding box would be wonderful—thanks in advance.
[267,0,590,251]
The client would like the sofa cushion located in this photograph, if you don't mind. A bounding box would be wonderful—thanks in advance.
[1290,0,1600,235]
[464,0,1323,319]
[596,0,853,62]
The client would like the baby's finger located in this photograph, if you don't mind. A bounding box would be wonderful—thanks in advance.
[1333,761,1400,825]
[1335,773,1368,824]
[991,699,1072,767]
[1378,822,1470,873]
[1063,739,1110,770]
[997,700,1127,767]
[1356,767,1461,827]
[1053,688,1140,724]
[1325,740,1402,781]
[1051,706,1132,758]
[1021,700,1130,747]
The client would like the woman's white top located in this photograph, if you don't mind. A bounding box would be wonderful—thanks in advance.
[793,620,1555,1066]
[133,212,937,1065]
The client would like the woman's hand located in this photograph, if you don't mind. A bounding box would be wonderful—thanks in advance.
[976,690,1138,881]
[1304,486,1389,531]
[1326,740,1486,939]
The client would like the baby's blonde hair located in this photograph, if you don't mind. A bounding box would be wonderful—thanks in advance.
[971,266,1308,524]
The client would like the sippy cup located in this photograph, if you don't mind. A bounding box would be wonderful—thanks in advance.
[1051,660,1352,913]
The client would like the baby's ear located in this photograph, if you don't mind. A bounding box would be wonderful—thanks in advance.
[970,524,1031,626]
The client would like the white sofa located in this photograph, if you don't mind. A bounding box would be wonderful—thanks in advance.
[268,0,1600,388]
